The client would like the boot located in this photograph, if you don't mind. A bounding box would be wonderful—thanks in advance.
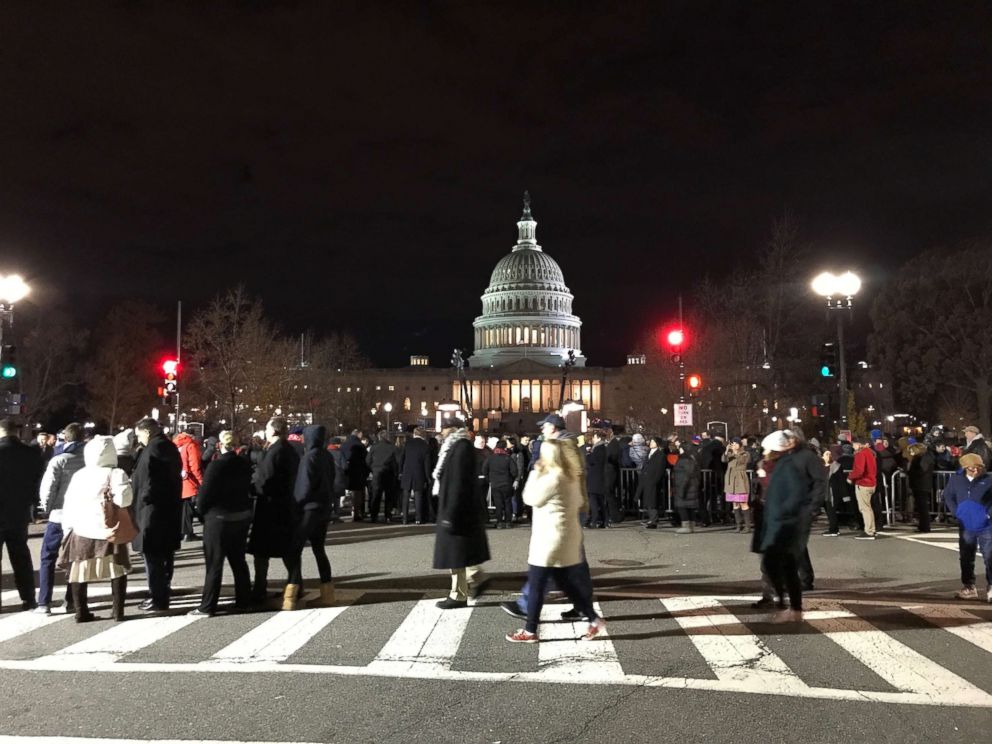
[734,510,744,533]
[281,584,301,611]
[743,509,753,534]
[675,521,695,534]
[111,575,127,622]
[72,583,95,623]
[311,581,335,607]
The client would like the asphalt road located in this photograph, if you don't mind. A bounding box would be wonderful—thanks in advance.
[1,515,989,744]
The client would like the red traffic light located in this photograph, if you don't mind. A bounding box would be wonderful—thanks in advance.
[161,359,179,375]
[687,374,702,390]
[666,329,685,348]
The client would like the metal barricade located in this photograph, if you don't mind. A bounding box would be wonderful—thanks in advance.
[619,468,640,515]
[934,470,955,523]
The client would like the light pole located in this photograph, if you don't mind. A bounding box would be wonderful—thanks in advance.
[0,274,30,354]
[384,402,393,432]
[812,270,861,425]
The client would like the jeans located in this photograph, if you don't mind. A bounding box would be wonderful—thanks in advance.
[525,563,598,634]
[286,509,332,586]
[37,521,65,606]
[959,526,992,587]
[0,524,35,604]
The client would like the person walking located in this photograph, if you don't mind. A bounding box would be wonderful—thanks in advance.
[59,436,134,622]
[483,439,518,528]
[283,424,336,611]
[34,422,86,614]
[190,431,253,616]
[398,427,432,524]
[785,428,828,591]
[366,431,399,524]
[505,439,604,643]
[247,417,300,603]
[941,453,992,601]
[672,442,701,534]
[433,426,490,609]
[0,419,44,611]
[131,418,183,612]
[638,436,669,529]
[722,437,752,533]
[847,435,879,540]
[585,429,608,528]
[174,430,203,543]
[342,429,370,521]
[757,431,808,622]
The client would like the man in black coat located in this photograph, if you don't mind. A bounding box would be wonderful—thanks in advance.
[341,430,370,521]
[247,416,300,602]
[192,431,253,616]
[604,430,623,523]
[962,426,992,470]
[585,430,608,528]
[785,429,828,591]
[638,436,670,529]
[131,418,183,612]
[366,431,399,523]
[0,419,43,611]
[483,439,518,528]
[398,427,433,524]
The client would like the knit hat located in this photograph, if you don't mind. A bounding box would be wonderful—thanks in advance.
[870,429,883,440]
[631,433,645,444]
[112,429,135,456]
[761,431,792,453]
[964,425,981,435]
[959,453,984,470]
[219,430,235,448]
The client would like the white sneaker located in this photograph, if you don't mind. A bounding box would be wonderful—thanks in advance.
[32,605,51,616]
[954,585,978,600]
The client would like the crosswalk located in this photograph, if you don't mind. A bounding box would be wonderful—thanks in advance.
[1,589,991,708]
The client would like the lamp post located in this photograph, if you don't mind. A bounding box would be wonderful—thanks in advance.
[811,270,861,425]
[0,274,30,355]
[558,349,576,411]
[383,401,392,432]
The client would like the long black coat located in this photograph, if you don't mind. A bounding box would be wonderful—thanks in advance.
[197,451,252,520]
[482,451,518,489]
[759,453,810,557]
[636,449,669,510]
[433,438,491,570]
[398,436,431,492]
[341,435,370,490]
[131,433,183,554]
[672,449,700,510]
[585,442,606,496]
[248,437,300,558]
[294,425,334,518]
[604,437,622,493]
[0,436,43,529]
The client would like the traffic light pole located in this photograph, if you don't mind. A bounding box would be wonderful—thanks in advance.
[836,310,847,425]
[175,301,182,432]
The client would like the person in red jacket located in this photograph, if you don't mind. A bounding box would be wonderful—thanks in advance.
[847,436,878,540]
[174,432,203,542]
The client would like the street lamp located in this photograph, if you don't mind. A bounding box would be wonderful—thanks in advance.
[383,401,393,432]
[811,270,861,424]
[0,275,29,378]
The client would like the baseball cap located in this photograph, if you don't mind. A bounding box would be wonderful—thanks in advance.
[536,414,566,429]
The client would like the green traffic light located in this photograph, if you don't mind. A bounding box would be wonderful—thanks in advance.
[1,365,16,379]
[820,365,832,377]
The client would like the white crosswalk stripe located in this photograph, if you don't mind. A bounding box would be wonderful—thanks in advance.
[1,593,991,707]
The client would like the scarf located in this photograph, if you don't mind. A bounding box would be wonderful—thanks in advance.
[432,428,470,496]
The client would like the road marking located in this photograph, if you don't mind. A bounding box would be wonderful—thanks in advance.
[903,604,992,654]
[0,610,70,643]
[524,602,624,683]
[0,738,324,744]
[208,606,349,663]
[366,598,472,674]
[805,602,992,706]
[50,614,204,666]
[660,596,810,695]
[1,583,152,605]
[892,533,961,552]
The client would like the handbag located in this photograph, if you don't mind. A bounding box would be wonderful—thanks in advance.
[102,472,138,545]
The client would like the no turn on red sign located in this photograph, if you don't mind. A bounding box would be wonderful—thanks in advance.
[674,403,693,427]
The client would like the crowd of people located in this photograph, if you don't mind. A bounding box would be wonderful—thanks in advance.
[1,413,990,641]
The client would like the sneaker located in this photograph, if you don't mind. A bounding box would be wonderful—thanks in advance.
[32,604,51,616]
[954,585,978,600]
[987,589,992,604]
[187,608,213,617]
[581,618,606,641]
[499,601,527,620]
[505,628,538,643]
[854,532,876,540]
[821,531,840,537]
[560,607,583,621]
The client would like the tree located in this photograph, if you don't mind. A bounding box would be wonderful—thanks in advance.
[83,301,165,432]
[845,389,868,441]
[17,309,89,427]
[869,243,992,434]
[290,330,372,430]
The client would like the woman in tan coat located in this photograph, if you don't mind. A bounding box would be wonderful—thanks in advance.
[722,438,752,533]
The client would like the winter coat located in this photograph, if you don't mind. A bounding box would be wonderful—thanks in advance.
[196,451,252,521]
[398,436,432,492]
[294,425,334,517]
[523,465,584,567]
[39,440,85,518]
[130,432,182,554]
[699,439,725,472]
[432,435,491,570]
[941,471,992,527]
[672,447,701,510]
[791,445,828,512]
[328,445,348,497]
[366,440,399,475]
[511,444,530,488]
[248,437,300,558]
[61,437,133,541]
[722,448,750,496]
[963,436,992,470]
[873,445,899,480]
[848,448,877,488]
[908,448,936,494]
[174,432,203,500]
[585,441,607,495]
[604,437,622,493]
[628,434,649,471]
[201,437,218,470]
[759,452,810,557]
[483,449,518,489]
[341,435,370,490]
[636,448,668,510]
[0,435,43,529]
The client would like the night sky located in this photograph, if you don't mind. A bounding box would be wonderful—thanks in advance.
[2,3,990,366]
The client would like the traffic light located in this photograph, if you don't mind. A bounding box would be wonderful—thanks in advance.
[1,345,17,379]
[819,343,837,378]
[161,358,178,401]
[811,394,828,418]
[687,373,702,390]
[663,327,686,364]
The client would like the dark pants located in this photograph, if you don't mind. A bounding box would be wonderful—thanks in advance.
[491,486,513,524]
[182,499,197,539]
[143,551,175,609]
[588,492,607,527]
[764,548,802,611]
[369,471,397,521]
[411,490,433,523]
[959,526,992,587]
[286,509,332,586]
[678,507,696,522]
[198,517,252,612]
[525,562,598,634]
[252,554,291,598]
[913,489,932,532]
[512,479,526,518]
[606,476,622,523]
[38,521,66,606]
[0,524,34,604]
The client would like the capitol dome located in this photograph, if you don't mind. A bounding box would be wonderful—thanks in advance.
[469,194,585,369]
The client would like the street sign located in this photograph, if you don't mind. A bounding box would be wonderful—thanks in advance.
[675,403,693,427]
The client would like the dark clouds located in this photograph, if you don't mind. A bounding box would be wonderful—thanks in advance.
[0,2,990,364]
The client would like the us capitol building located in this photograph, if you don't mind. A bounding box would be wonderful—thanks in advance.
[339,194,649,434]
